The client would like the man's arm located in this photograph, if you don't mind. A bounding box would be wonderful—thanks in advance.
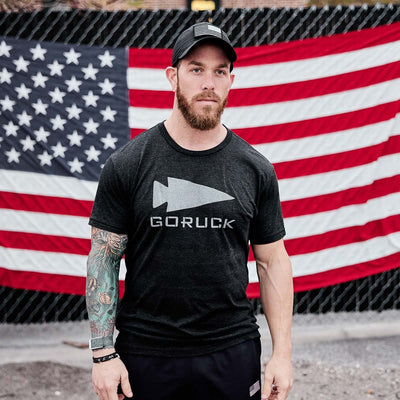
[252,239,293,400]
[86,227,133,400]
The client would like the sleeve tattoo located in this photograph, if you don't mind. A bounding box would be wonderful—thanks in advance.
[86,227,128,339]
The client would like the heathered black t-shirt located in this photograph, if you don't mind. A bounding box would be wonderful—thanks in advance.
[89,122,285,357]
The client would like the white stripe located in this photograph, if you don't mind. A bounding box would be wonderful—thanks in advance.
[0,170,97,200]
[290,231,400,277]
[127,40,400,90]
[0,209,90,239]
[254,118,399,164]
[0,248,127,280]
[247,231,400,281]
[284,192,400,239]
[129,78,400,129]
[279,153,400,201]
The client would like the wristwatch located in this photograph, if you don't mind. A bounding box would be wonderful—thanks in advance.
[89,335,114,350]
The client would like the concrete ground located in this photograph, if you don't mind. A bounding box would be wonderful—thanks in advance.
[1,310,399,399]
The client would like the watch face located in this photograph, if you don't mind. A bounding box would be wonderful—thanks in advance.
[89,336,114,350]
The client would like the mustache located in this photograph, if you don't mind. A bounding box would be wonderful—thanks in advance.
[192,92,221,102]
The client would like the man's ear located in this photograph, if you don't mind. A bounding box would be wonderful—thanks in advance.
[166,66,178,92]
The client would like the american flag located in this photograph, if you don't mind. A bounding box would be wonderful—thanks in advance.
[1,21,400,297]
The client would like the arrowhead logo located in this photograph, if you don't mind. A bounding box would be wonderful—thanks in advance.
[153,177,234,212]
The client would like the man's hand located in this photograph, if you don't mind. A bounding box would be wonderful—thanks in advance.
[261,355,293,400]
[92,352,132,400]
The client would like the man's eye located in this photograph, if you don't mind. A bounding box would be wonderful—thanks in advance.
[216,70,226,75]
[192,68,201,73]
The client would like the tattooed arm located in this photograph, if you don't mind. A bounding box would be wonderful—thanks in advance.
[86,227,132,400]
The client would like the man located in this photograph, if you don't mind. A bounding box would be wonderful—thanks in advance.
[86,22,293,400]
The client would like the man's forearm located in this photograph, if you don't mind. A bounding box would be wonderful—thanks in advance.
[259,259,293,357]
[86,227,128,343]
[254,241,293,357]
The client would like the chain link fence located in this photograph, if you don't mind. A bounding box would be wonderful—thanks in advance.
[1,5,400,322]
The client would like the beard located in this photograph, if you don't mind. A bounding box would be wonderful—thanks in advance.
[176,82,227,131]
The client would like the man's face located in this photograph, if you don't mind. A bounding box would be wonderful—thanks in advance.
[175,43,234,131]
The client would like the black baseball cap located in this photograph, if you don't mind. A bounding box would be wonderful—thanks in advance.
[172,22,237,71]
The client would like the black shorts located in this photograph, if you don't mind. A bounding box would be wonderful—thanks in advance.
[118,338,262,400]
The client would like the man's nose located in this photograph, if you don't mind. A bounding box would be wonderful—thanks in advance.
[201,72,215,90]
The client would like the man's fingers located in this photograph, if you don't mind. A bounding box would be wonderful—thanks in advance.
[120,371,133,398]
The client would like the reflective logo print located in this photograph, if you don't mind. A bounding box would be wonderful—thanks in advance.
[153,177,234,212]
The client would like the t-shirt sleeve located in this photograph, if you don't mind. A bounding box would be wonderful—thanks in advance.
[89,157,130,234]
[249,165,286,245]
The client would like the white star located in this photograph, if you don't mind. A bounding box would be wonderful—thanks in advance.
[0,95,16,112]
[100,106,117,122]
[32,99,48,115]
[31,72,49,88]
[98,78,115,95]
[5,148,21,163]
[0,137,3,148]
[47,60,64,76]
[34,126,50,142]
[82,91,99,107]
[84,145,101,162]
[13,56,30,72]
[83,118,99,134]
[81,63,98,80]
[0,40,12,57]
[50,114,67,130]
[66,103,82,120]
[15,83,32,100]
[51,142,67,158]
[0,68,13,84]
[68,157,84,173]
[38,150,53,166]
[17,110,33,127]
[63,48,81,65]
[49,87,66,103]
[98,50,115,67]
[20,135,36,152]
[67,130,83,147]
[101,133,118,150]
[3,121,18,137]
[65,75,82,92]
[30,44,47,61]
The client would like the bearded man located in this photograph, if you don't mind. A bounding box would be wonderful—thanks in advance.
[86,22,293,400]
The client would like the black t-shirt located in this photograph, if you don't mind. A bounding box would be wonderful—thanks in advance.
[89,122,285,356]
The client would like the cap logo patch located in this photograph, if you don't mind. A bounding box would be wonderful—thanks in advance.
[208,25,221,34]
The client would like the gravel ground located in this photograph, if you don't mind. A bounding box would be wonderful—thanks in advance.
[0,311,399,400]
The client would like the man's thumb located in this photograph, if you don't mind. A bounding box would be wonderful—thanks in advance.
[120,373,133,398]
[262,373,273,400]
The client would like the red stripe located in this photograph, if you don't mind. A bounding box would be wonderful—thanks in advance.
[0,191,93,217]
[0,231,90,255]
[2,259,398,297]
[129,101,400,142]
[234,100,400,144]
[246,255,400,296]
[285,214,400,256]
[0,268,126,297]
[282,174,400,218]
[128,22,400,68]
[129,61,400,108]
[274,134,400,179]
